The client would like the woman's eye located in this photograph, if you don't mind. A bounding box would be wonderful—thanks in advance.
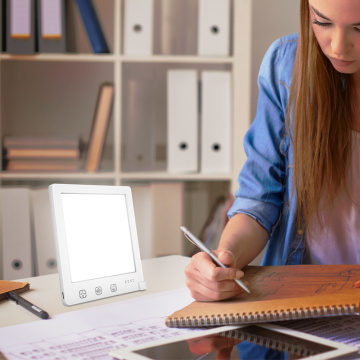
[312,19,331,27]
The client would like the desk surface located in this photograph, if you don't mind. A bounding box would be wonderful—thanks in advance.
[0,255,190,328]
[2,256,360,360]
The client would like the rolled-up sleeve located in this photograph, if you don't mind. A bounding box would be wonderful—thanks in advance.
[228,37,295,234]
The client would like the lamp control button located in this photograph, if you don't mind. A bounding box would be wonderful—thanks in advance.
[95,286,102,295]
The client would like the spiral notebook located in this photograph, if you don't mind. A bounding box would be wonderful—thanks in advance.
[0,280,30,301]
[166,264,360,327]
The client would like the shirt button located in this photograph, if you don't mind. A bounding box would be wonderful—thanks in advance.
[297,229,303,235]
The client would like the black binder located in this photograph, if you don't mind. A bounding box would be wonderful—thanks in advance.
[37,0,66,53]
[6,0,36,54]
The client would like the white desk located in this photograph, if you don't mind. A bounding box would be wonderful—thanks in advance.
[1,256,360,360]
[0,255,190,328]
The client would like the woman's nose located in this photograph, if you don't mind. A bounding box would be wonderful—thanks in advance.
[332,29,351,57]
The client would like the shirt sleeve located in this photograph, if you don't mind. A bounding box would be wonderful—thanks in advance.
[228,37,292,234]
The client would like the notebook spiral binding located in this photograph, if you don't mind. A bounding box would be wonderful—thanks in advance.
[223,329,314,357]
[166,303,356,327]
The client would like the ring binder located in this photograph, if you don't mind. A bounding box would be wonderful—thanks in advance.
[74,0,109,53]
[123,0,154,55]
[166,264,360,328]
[6,0,36,54]
[197,0,230,56]
[37,0,66,53]
[167,69,199,173]
[1,187,33,280]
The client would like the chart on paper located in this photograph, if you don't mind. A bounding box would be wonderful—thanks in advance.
[1,317,201,360]
[281,315,360,349]
[0,288,202,360]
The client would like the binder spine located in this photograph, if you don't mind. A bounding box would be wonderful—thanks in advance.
[166,303,358,327]
[74,0,109,53]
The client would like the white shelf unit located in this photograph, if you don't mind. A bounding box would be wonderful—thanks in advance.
[0,0,299,277]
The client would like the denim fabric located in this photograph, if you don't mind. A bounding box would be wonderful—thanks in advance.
[228,33,305,266]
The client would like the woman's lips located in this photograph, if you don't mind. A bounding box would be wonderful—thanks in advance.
[329,56,355,67]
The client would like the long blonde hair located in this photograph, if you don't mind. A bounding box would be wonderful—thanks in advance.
[288,0,354,232]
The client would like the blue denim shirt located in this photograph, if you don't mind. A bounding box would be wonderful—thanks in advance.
[228,33,305,266]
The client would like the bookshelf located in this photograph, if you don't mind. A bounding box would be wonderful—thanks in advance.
[0,0,299,278]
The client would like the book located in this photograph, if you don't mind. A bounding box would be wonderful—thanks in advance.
[85,83,113,172]
[3,135,80,148]
[0,280,29,301]
[6,159,79,172]
[5,147,80,159]
[166,264,360,327]
[74,0,109,53]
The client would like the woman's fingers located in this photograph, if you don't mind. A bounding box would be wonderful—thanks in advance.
[185,251,246,301]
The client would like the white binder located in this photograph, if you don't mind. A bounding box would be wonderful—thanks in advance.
[131,182,183,258]
[121,67,156,172]
[31,188,58,275]
[198,0,230,56]
[123,0,154,55]
[200,71,232,173]
[150,182,183,257]
[1,188,33,280]
[131,184,152,259]
[167,69,199,173]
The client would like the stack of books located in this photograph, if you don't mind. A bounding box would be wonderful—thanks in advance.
[3,135,83,172]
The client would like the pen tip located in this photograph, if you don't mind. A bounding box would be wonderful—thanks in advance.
[242,282,251,293]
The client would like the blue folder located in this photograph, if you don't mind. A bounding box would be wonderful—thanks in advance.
[75,0,109,54]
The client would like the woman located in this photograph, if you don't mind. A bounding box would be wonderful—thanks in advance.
[185,0,360,301]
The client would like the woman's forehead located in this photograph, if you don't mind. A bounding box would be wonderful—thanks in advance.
[308,0,360,24]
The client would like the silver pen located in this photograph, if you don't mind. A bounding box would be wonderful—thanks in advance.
[181,226,250,294]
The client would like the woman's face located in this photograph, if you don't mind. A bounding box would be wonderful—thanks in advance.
[309,0,360,76]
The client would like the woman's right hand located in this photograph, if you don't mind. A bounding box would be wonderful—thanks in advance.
[184,249,246,301]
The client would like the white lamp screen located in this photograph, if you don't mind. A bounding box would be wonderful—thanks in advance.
[61,193,136,283]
